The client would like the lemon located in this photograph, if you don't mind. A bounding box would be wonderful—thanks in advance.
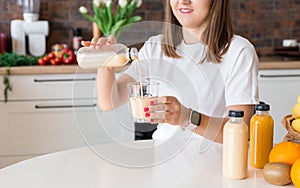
[291,158,300,188]
[292,96,300,119]
[292,119,300,132]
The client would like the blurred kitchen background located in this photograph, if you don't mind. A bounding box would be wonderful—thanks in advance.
[0,0,299,57]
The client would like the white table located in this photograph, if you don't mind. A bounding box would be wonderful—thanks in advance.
[0,136,295,188]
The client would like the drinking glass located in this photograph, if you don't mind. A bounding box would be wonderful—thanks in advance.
[127,82,159,122]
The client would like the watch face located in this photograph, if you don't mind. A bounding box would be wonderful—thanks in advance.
[191,111,201,126]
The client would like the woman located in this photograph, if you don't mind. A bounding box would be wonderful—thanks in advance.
[82,0,259,143]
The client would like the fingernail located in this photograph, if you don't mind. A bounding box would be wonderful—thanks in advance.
[145,113,150,117]
[90,44,95,47]
[96,44,101,47]
[150,119,154,122]
[144,107,149,112]
[106,41,112,44]
[150,101,154,105]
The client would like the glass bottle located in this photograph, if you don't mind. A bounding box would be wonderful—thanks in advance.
[72,28,82,54]
[76,44,138,69]
[250,103,274,169]
[0,33,7,54]
[223,110,248,180]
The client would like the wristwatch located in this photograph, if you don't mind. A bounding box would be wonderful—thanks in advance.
[190,110,201,126]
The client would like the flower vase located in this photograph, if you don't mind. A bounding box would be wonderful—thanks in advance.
[92,22,101,38]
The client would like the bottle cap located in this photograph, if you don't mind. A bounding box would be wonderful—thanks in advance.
[255,104,270,111]
[73,28,82,37]
[228,110,244,118]
[127,47,138,61]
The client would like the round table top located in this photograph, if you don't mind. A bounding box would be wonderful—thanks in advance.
[0,137,295,188]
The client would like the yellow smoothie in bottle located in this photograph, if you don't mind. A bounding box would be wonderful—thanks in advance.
[250,104,274,169]
[223,110,248,180]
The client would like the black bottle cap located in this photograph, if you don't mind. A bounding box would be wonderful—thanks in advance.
[73,28,82,36]
[228,110,244,118]
[255,104,270,111]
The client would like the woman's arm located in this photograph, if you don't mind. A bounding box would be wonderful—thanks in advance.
[82,36,135,111]
[147,96,254,143]
[193,104,254,143]
[97,70,134,111]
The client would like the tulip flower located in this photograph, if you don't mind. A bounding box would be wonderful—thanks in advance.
[79,0,142,38]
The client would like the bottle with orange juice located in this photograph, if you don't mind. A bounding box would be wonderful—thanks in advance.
[250,103,274,169]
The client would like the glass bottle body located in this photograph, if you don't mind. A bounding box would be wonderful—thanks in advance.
[77,44,138,69]
[223,115,248,180]
[72,28,82,54]
[250,110,274,168]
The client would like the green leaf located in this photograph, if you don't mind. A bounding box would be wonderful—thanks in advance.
[93,4,101,20]
[82,13,94,23]
[106,2,113,32]
[126,15,141,25]
[118,3,128,20]
[110,19,127,36]
[125,0,138,18]
[0,52,39,67]
[95,19,107,35]
[101,8,110,34]
[3,68,11,103]
[114,5,123,23]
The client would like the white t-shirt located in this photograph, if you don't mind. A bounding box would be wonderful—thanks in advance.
[124,34,259,140]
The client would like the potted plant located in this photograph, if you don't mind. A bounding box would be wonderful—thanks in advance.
[79,0,142,39]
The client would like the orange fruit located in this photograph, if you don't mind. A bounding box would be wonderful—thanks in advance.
[269,141,300,165]
[291,158,300,187]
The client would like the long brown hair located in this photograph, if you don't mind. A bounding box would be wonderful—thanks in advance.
[162,0,233,63]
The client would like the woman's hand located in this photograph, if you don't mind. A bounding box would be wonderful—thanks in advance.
[81,35,117,48]
[81,35,117,71]
[145,96,191,127]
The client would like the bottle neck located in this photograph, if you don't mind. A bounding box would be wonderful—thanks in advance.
[229,117,245,124]
[127,47,138,61]
[256,110,269,115]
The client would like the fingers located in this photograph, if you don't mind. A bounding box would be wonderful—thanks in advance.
[150,96,175,105]
[149,103,170,112]
[144,96,182,124]
[90,37,100,47]
[95,37,108,48]
[106,35,116,44]
[81,35,117,48]
[148,111,179,124]
[148,111,166,124]
[148,96,180,113]
[81,41,91,47]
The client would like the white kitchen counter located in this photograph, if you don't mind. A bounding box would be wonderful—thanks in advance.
[0,57,299,75]
[0,136,295,188]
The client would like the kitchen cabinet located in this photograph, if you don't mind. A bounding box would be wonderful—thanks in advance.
[258,69,300,144]
[0,73,134,168]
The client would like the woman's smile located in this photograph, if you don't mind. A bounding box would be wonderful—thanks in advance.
[179,8,193,14]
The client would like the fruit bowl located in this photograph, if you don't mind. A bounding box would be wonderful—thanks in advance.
[282,114,300,144]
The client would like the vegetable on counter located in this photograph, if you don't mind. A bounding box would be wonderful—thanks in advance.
[0,49,77,102]
[0,52,40,103]
[0,52,39,67]
[60,49,76,64]
[38,49,76,65]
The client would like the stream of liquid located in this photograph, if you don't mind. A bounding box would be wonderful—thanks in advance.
[135,57,144,97]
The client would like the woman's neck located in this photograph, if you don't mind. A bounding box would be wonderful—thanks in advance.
[182,26,206,44]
